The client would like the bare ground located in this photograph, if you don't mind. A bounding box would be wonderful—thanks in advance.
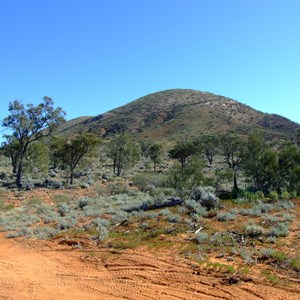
[0,235,299,300]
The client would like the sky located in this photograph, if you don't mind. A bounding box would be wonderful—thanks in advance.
[0,0,299,138]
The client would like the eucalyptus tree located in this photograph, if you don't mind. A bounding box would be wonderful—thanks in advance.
[108,133,140,176]
[218,134,245,193]
[168,142,197,167]
[2,97,65,186]
[277,142,300,193]
[51,133,99,184]
[194,135,218,165]
[148,143,163,172]
[243,131,278,193]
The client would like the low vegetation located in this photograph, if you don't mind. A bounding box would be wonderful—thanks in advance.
[0,95,299,290]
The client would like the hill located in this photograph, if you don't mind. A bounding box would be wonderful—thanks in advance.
[60,89,299,142]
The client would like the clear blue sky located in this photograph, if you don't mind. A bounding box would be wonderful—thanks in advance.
[1,0,299,136]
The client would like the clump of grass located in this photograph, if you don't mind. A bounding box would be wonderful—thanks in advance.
[261,270,280,285]
[204,261,235,274]
[236,247,257,265]
[289,257,300,272]
[0,200,14,211]
[270,250,288,262]
[25,197,43,207]
[52,194,73,205]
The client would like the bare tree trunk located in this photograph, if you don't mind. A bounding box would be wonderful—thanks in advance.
[16,160,23,187]
[70,168,74,184]
[232,172,239,197]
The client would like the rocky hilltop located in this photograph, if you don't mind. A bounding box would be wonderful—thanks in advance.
[60,89,299,141]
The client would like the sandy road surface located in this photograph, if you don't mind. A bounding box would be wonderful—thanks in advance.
[0,235,299,300]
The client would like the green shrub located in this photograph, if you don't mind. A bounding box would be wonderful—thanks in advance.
[269,191,279,201]
[167,158,203,200]
[281,191,290,200]
[270,250,288,262]
[240,191,265,202]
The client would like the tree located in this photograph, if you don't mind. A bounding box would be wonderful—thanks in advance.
[148,143,163,172]
[297,128,300,146]
[243,131,268,190]
[139,140,152,157]
[25,141,50,176]
[259,149,279,193]
[51,133,99,184]
[194,135,218,165]
[168,142,197,167]
[1,136,20,174]
[2,97,65,186]
[168,157,204,200]
[277,142,300,193]
[218,134,245,193]
[243,131,278,193]
[108,133,139,176]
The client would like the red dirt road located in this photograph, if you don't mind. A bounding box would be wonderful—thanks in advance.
[0,235,299,300]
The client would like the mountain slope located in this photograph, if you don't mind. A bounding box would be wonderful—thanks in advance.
[60,89,299,142]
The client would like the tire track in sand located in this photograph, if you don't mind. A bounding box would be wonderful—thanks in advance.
[0,235,299,299]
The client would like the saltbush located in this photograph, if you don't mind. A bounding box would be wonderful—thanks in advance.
[217,212,236,222]
[195,232,209,243]
[244,221,264,237]
[57,203,70,217]
[269,222,290,237]
[191,186,219,210]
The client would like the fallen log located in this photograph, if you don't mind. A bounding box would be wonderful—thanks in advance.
[124,197,183,213]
